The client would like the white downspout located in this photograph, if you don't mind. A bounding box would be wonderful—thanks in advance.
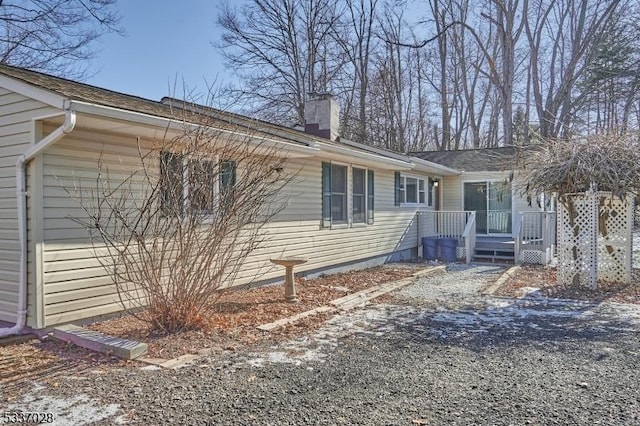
[0,110,76,337]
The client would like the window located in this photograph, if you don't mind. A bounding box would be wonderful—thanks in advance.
[352,168,366,223]
[160,152,236,218]
[219,160,236,210]
[188,158,216,215]
[331,164,347,223]
[322,163,374,228]
[396,174,427,205]
[160,151,184,216]
[427,178,435,207]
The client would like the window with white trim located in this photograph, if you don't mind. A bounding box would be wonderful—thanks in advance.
[397,174,426,205]
[160,151,236,218]
[331,164,348,223]
[322,162,374,227]
[352,167,366,223]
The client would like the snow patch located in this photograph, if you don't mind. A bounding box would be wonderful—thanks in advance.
[5,383,127,425]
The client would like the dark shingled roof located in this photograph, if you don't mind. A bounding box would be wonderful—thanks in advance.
[0,63,178,119]
[0,64,316,147]
[410,146,524,172]
[0,64,422,165]
[0,64,435,163]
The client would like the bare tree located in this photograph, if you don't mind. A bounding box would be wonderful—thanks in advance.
[577,6,640,134]
[216,0,343,126]
[65,100,295,333]
[333,0,378,143]
[525,0,621,139]
[0,0,122,77]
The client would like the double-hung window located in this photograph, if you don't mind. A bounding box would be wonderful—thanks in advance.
[395,174,426,205]
[352,168,366,223]
[160,151,236,218]
[322,163,374,228]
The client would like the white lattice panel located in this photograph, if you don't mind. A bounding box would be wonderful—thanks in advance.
[456,247,466,260]
[557,191,598,288]
[521,249,543,264]
[596,193,633,283]
[558,191,633,288]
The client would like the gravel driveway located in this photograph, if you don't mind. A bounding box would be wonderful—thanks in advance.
[3,264,640,425]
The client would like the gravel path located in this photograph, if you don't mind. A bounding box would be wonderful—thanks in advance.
[3,264,640,425]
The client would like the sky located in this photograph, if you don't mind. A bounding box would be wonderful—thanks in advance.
[86,1,234,102]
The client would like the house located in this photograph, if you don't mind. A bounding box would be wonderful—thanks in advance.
[0,65,551,335]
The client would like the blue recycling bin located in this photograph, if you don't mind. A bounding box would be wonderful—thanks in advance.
[438,237,458,262]
[421,237,438,260]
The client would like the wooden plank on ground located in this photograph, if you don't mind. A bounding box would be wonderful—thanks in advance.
[257,305,335,331]
[338,278,415,310]
[481,265,520,295]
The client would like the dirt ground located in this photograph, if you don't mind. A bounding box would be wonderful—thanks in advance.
[1,264,426,370]
[5,261,639,394]
[494,264,640,304]
[89,264,426,359]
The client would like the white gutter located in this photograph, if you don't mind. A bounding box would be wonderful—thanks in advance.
[0,110,76,337]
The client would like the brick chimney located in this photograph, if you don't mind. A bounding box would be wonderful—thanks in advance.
[304,93,340,141]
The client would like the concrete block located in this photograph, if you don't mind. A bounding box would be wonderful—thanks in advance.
[52,324,148,360]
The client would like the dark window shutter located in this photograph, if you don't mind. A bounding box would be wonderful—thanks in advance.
[219,160,236,211]
[394,171,401,206]
[160,151,184,217]
[219,160,236,190]
[322,162,332,228]
[367,170,374,224]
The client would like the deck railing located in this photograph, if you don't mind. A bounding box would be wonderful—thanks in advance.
[462,212,476,264]
[417,210,474,262]
[513,211,556,264]
[417,210,473,243]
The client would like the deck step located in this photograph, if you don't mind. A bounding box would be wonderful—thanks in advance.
[473,254,515,261]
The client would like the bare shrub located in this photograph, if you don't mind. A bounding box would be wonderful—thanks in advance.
[517,132,640,287]
[516,133,640,203]
[66,102,296,333]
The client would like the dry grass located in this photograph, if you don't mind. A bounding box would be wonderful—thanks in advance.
[494,265,640,304]
[0,338,126,401]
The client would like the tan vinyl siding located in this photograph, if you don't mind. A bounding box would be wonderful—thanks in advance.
[0,87,57,324]
[41,130,425,327]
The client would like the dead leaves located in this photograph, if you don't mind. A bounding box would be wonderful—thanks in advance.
[495,265,640,304]
[84,265,423,359]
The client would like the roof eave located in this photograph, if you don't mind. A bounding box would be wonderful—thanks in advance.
[68,100,319,158]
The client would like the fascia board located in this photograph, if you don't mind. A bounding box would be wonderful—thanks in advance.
[315,141,413,170]
[0,74,67,109]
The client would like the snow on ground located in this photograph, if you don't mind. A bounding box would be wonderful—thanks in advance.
[244,263,640,367]
[4,383,127,426]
